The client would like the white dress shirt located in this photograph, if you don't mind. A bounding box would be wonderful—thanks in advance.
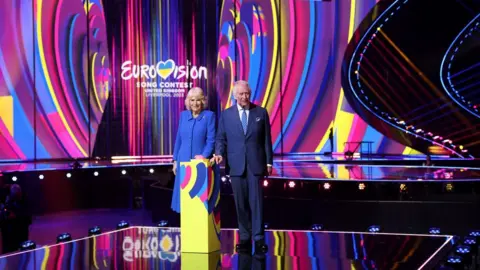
[237,103,249,122]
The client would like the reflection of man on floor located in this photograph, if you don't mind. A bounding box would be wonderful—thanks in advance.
[0,184,32,254]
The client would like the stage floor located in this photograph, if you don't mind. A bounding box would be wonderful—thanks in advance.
[1,157,479,182]
[0,227,452,269]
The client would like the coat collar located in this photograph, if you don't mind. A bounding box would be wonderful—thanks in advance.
[187,110,206,121]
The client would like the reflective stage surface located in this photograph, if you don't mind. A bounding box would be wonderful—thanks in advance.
[270,162,480,181]
[1,158,480,182]
[0,227,452,269]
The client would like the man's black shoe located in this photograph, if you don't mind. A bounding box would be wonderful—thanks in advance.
[254,241,268,254]
[236,240,252,253]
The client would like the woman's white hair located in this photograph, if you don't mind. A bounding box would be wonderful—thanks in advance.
[232,80,251,96]
[185,87,207,110]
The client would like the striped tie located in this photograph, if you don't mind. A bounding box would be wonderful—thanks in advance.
[241,109,247,134]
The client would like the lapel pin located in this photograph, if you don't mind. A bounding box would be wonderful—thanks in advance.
[256,117,261,122]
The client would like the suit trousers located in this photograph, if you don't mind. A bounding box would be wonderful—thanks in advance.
[231,165,264,242]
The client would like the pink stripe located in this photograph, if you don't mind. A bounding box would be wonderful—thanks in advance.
[346,115,368,144]
[200,188,208,202]
[271,0,295,121]
[288,231,296,261]
[219,47,229,59]
[180,166,192,189]
[236,39,244,79]
[0,120,26,159]
[54,0,88,145]
[48,112,82,157]
[56,239,64,270]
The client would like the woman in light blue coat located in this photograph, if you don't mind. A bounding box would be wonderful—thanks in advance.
[171,87,216,213]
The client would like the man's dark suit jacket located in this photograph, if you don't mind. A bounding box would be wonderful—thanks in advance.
[215,103,273,176]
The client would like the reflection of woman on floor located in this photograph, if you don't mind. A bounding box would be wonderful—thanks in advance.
[171,87,216,213]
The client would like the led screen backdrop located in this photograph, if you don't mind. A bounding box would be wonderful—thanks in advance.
[216,0,417,155]
[0,0,110,160]
[0,0,419,161]
[93,0,219,157]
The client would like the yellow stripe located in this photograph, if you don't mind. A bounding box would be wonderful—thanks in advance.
[93,236,99,269]
[348,0,357,41]
[225,57,234,109]
[333,89,355,153]
[40,247,50,270]
[0,96,14,136]
[337,165,349,179]
[37,0,87,156]
[91,53,104,113]
[261,1,278,108]
[219,0,225,31]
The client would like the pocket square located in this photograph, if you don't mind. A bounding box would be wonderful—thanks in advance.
[256,117,261,122]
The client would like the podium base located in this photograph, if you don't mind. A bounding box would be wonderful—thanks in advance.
[181,252,221,270]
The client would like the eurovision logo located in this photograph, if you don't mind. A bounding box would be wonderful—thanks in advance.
[121,59,208,80]
[121,60,207,98]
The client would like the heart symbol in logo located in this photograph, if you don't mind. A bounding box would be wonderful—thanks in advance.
[157,59,175,79]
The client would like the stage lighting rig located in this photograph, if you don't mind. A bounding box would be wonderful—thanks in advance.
[158,220,169,227]
[429,227,440,235]
[117,220,130,229]
[368,225,380,233]
[88,226,102,236]
[57,233,72,243]
[20,240,36,251]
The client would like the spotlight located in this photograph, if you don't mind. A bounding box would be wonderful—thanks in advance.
[264,223,270,229]
[429,227,441,235]
[311,224,323,231]
[93,171,99,177]
[446,255,463,267]
[56,233,72,243]
[469,230,480,237]
[455,245,471,255]
[117,220,130,229]
[20,240,36,251]
[263,180,269,187]
[157,220,168,227]
[66,173,72,178]
[149,168,154,174]
[12,176,17,182]
[88,226,101,236]
[323,183,331,190]
[368,225,380,233]
[39,174,44,180]
[400,184,407,192]
[463,237,477,246]
[221,176,227,183]
[288,181,295,188]
[358,183,366,190]
[121,170,127,175]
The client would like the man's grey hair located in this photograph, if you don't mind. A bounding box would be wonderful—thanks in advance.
[232,80,251,96]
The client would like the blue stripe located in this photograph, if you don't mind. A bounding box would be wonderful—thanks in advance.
[273,1,315,150]
[68,14,90,126]
[71,241,77,269]
[189,163,207,198]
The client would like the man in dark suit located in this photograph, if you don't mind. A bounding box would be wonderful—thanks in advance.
[213,80,273,254]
